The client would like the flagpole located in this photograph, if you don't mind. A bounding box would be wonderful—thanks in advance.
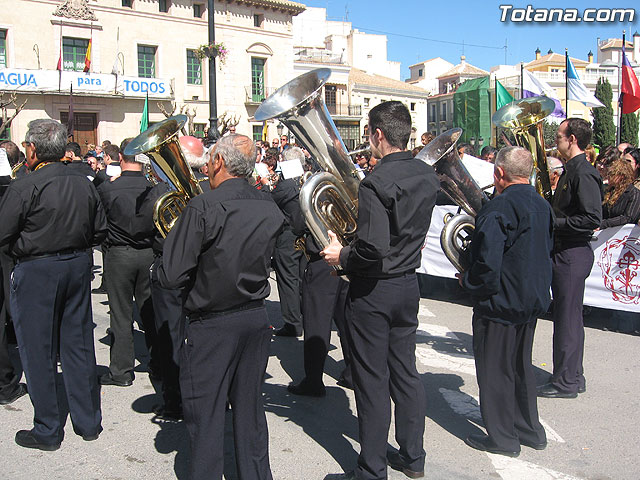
[494,75,498,146]
[617,31,625,146]
[520,63,523,99]
[58,20,62,92]
[565,49,569,118]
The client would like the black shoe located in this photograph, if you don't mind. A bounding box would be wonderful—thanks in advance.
[520,438,547,450]
[464,433,520,457]
[0,383,28,405]
[387,450,425,478]
[91,286,107,295]
[273,324,301,337]
[287,380,326,397]
[537,383,577,399]
[152,404,183,421]
[99,373,133,387]
[323,471,356,480]
[15,430,60,451]
[578,380,586,394]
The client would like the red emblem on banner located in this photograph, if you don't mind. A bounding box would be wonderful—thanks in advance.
[597,235,640,304]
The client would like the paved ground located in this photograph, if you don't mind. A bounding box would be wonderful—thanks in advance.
[0,254,639,479]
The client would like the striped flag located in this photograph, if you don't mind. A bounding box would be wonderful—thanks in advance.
[522,69,565,117]
[566,56,604,108]
[621,45,640,114]
[83,39,92,73]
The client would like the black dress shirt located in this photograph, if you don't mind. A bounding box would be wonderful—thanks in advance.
[158,177,285,315]
[0,162,107,258]
[93,161,120,188]
[97,170,158,249]
[338,150,439,278]
[552,153,602,247]
[66,160,96,179]
[601,184,640,228]
[462,183,554,324]
[271,177,304,229]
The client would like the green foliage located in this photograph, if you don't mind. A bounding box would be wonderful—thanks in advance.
[592,78,616,148]
[542,120,559,149]
[620,112,639,146]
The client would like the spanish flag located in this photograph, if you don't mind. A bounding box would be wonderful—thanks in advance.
[621,46,640,114]
[83,39,92,73]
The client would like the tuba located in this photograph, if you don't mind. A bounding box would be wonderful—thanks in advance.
[415,128,490,272]
[123,115,203,237]
[254,68,360,276]
[492,95,555,203]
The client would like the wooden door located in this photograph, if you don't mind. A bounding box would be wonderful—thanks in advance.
[60,112,97,155]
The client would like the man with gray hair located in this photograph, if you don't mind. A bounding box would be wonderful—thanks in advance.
[0,119,106,450]
[158,134,285,480]
[460,146,554,457]
[547,156,564,193]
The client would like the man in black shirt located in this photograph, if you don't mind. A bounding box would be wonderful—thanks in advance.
[93,143,121,187]
[460,146,553,457]
[538,118,602,399]
[97,139,158,387]
[0,119,106,450]
[158,134,284,480]
[322,101,439,480]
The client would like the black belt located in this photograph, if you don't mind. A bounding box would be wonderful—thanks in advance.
[187,300,265,322]
[17,248,89,263]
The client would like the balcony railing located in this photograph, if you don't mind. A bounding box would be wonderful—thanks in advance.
[244,86,278,104]
[294,48,346,65]
[326,104,362,116]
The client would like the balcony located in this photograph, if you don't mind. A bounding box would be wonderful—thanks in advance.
[294,48,346,65]
[244,86,278,105]
[326,104,362,117]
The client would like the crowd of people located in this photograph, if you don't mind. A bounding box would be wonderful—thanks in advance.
[0,106,637,480]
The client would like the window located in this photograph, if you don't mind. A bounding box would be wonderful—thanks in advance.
[253,125,263,141]
[0,30,6,68]
[186,50,202,85]
[251,57,265,102]
[325,85,337,114]
[0,124,9,141]
[193,4,203,17]
[364,97,370,107]
[253,14,264,28]
[335,123,359,151]
[440,102,447,121]
[410,102,416,111]
[418,68,423,77]
[158,0,169,13]
[193,123,207,138]
[138,45,156,78]
[430,104,436,120]
[62,37,89,71]
[122,0,132,7]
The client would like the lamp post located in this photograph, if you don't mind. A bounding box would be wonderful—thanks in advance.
[276,123,284,137]
[206,0,219,144]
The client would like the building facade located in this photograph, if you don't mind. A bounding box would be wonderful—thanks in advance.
[0,0,305,150]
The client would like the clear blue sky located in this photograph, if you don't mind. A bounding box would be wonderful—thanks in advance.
[302,1,639,77]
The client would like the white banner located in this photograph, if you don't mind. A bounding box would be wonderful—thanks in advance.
[419,206,640,313]
[0,68,172,98]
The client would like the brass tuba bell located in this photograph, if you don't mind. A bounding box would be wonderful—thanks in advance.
[415,128,490,272]
[255,68,360,277]
[492,95,556,203]
[123,115,203,237]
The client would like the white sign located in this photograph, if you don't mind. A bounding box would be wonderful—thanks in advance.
[419,206,640,313]
[0,68,172,99]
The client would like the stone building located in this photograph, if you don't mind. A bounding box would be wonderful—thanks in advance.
[0,0,304,150]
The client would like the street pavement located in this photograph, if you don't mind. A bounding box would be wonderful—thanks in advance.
[0,254,639,480]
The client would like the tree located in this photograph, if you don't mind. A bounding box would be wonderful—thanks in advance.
[542,120,559,150]
[0,91,27,140]
[592,78,616,148]
[620,112,639,147]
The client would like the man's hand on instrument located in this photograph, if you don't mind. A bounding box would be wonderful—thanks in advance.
[320,230,342,267]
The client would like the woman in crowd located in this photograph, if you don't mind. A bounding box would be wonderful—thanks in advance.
[595,145,620,184]
[600,158,640,229]
[622,147,640,189]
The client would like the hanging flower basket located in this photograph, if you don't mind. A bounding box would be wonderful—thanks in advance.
[195,42,228,66]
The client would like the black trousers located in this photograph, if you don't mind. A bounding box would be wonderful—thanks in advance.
[180,306,273,480]
[472,315,546,450]
[551,245,593,393]
[0,248,20,398]
[273,227,303,334]
[300,258,350,387]
[104,246,156,381]
[11,252,101,444]
[346,274,425,480]
[150,256,182,410]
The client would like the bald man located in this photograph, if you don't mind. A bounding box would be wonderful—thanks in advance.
[179,135,210,191]
[158,134,285,480]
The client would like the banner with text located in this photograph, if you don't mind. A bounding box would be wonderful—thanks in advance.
[0,68,172,99]
[418,206,640,313]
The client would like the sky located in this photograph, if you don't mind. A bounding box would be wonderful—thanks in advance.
[302,1,639,78]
